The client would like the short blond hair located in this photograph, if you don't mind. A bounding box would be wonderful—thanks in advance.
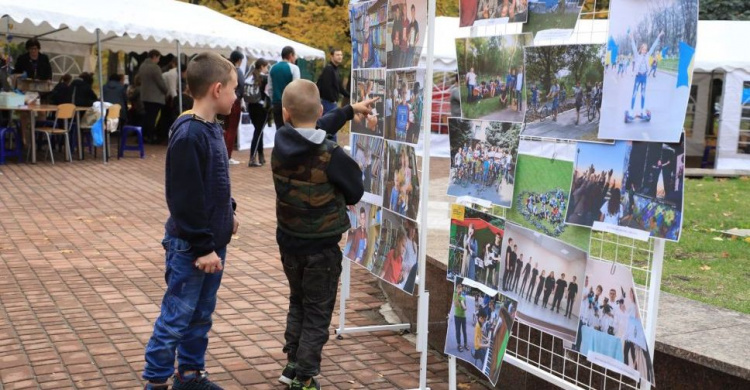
[186,52,235,99]
[282,79,322,124]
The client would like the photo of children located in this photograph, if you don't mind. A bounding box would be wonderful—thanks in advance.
[507,139,591,251]
[343,201,382,271]
[448,204,506,288]
[351,134,385,205]
[456,34,532,123]
[448,118,522,208]
[565,135,685,241]
[370,209,420,294]
[384,141,421,221]
[459,0,529,27]
[523,44,606,142]
[598,0,698,142]
[498,223,587,343]
[522,0,585,42]
[351,69,387,137]
[350,0,388,69]
[385,68,426,144]
[572,259,654,385]
[387,0,428,69]
[444,277,518,386]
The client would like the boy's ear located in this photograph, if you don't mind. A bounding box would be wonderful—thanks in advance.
[282,107,290,124]
[211,81,222,99]
[318,104,323,118]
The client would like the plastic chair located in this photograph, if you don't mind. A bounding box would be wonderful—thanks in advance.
[0,125,24,164]
[118,125,145,159]
[31,103,75,164]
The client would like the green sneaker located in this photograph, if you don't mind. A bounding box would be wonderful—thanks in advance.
[290,377,320,390]
[278,362,296,386]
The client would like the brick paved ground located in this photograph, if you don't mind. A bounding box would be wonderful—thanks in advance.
[0,146,488,389]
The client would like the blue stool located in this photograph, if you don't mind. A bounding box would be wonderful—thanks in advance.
[119,125,145,159]
[0,126,24,164]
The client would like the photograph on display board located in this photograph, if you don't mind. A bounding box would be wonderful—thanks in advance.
[351,134,385,205]
[572,258,654,385]
[598,0,698,142]
[383,141,421,220]
[350,0,388,69]
[523,44,608,143]
[448,204,506,287]
[386,0,428,69]
[444,277,518,387]
[343,201,382,271]
[522,0,585,42]
[498,223,587,343]
[456,34,532,123]
[431,71,461,134]
[459,0,529,27]
[580,0,610,19]
[565,136,685,241]
[385,68,426,144]
[369,209,420,295]
[507,139,591,251]
[447,118,522,208]
[351,68,386,137]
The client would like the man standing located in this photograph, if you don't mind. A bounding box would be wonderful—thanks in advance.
[526,262,539,301]
[138,50,169,143]
[317,48,348,115]
[502,239,515,291]
[565,275,578,319]
[466,67,477,103]
[551,273,568,314]
[519,256,532,296]
[407,4,420,66]
[268,46,300,130]
[515,65,524,112]
[513,252,523,294]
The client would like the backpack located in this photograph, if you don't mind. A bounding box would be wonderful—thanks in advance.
[243,73,265,105]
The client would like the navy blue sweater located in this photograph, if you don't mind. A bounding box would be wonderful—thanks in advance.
[165,114,236,258]
[275,105,365,254]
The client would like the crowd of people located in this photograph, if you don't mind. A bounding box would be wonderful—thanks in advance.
[451,141,515,195]
[464,66,524,112]
[567,167,620,227]
[517,189,568,237]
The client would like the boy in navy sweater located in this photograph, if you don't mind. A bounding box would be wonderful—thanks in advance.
[273,80,375,390]
[142,52,239,390]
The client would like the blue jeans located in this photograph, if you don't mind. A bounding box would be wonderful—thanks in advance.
[142,234,227,382]
[321,100,338,142]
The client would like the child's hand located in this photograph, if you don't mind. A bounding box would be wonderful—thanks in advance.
[352,97,379,116]
[195,252,223,273]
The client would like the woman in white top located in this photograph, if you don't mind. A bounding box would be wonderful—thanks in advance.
[599,187,624,225]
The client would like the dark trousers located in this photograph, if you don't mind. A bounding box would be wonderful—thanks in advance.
[526,280,536,300]
[502,267,513,290]
[564,295,576,317]
[512,271,521,292]
[542,290,552,308]
[272,104,284,130]
[535,284,544,305]
[248,103,267,162]
[143,102,163,142]
[520,275,530,295]
[223,99,241,159]
[281,247,342,381]
[552,293,564,312]
[454,315,467,346]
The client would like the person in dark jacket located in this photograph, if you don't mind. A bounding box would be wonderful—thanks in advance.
[224,50,244,164]
[137,50,168,143]
[71,73,98,107]
[272,79,376,390]
[48,74,73,105]
[542,271,556,309]
[142,52,239,390]
[102,74,128,124]
[12,38,52,80]
[246,58,270,167]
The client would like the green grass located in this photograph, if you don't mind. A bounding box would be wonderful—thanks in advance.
[659,58,679,74]
[507,154,591,251]
[461,95,509,119]
[523,11,579,35]
[589,177,750,314]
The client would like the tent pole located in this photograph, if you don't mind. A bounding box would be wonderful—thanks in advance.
[177,41,183,115]
[97,29,106,164]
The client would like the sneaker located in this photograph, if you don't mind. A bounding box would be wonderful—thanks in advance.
[228,158,240,165]
[278,362,296,386]
[290,377,320,390]
[172,371,223,390]
[248,161,262,167]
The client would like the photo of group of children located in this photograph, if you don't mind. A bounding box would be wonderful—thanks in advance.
[350,0,388,69]
[523,44,605,143]
[369,209,420,294]
[445,277,518,386]
[572,258,654,385]
[598,0,698,142]
[448,205,506,287]
[351,134,385,205]
[385,68,426,144]
[566,135,685,241]
[459,0,529,27]
[387,0,428,69]
[523,0,585,42]
[507,139,591,251]
[384,141,421,221]
[497,223,587,343]
[456,34,532,123]
[447,118,522,208]
[344,201,382,270]
[352,69,387,137]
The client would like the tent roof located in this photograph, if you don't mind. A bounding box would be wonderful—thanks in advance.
[0,0,324,59]
[694,21,750,73]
